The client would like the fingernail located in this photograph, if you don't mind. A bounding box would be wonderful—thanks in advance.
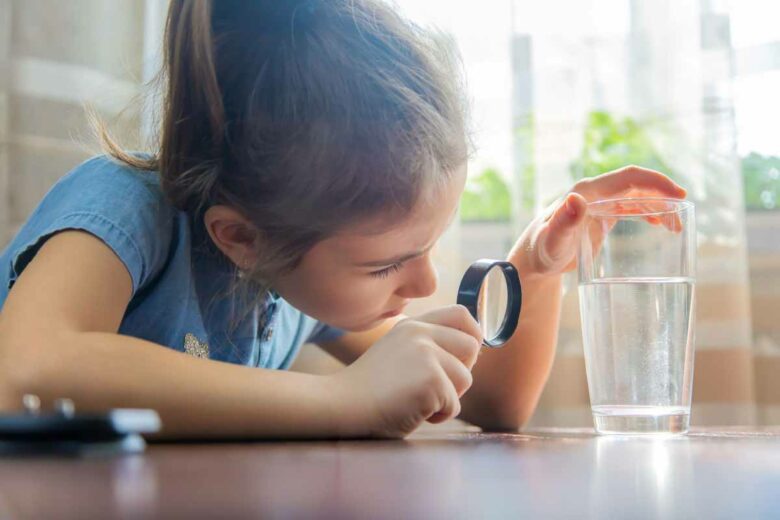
[566,197,578,217]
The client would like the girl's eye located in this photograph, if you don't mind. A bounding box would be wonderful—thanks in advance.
[369,262,405,279]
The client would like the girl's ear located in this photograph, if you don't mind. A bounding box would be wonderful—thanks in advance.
[203,205,261,270]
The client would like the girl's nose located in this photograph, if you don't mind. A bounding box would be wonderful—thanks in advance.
[397,254,438,299]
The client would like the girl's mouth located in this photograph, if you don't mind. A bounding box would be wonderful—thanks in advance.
[379,302,409,319]
[379,309,402,319]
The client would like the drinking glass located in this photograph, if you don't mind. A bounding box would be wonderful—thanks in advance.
[578,198,696,434]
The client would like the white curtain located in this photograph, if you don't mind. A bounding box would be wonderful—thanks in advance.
[512,0,780,427]
[0,0,167,245]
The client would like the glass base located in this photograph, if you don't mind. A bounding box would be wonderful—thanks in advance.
[592,406,689,435]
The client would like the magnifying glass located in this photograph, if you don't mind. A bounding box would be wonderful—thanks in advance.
[457,259,522,347]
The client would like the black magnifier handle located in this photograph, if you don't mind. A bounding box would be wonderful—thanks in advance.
[456,259,522,348]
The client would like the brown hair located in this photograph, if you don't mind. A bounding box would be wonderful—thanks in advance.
[98,0,467,290]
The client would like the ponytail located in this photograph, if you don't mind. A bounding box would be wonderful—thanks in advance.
[157,0,226,214]
[96,0,228,214]
[166,0,225,145]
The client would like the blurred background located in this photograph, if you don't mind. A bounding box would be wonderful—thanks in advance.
[0,0,778,427]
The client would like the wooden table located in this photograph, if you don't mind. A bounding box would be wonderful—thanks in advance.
[1,426,779,519]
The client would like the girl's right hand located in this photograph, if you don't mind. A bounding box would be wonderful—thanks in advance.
[327,305,483,438]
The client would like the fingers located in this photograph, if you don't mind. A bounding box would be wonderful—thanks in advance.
[666,212,684,233]
[573,166,687,201]
[416,304,483,346]
[549,192,588,231]
[641,200,684,233]
[426,363,462,424]
[610,199,685,233]
[401,308,481,424]
[426,323,481,369]
[431,345,473,397]
[573,167,688,235]
[538,192,588,268]
[641,202,684,233]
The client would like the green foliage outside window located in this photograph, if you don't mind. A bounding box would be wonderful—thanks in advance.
[742,152,780,211]
[459,167,512,222]
[571,110,780,211]
[569,111,673,181]
[461,111,779,221]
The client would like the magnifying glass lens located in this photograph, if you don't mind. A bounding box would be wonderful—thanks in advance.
[478,266,509,340]
[457,259,522,348]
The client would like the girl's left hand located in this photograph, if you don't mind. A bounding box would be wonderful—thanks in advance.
[509,165,688,279]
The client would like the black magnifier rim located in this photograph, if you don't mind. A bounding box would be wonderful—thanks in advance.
[456,259,522,348]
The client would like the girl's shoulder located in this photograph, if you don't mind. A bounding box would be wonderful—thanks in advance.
[53,154,170,212]
[2,154,182,296]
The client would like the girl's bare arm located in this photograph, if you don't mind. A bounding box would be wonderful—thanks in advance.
[0,231,345,439]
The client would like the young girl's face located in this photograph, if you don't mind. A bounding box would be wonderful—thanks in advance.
[273,166,467,331]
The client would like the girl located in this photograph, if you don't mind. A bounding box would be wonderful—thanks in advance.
[0,0,686,438]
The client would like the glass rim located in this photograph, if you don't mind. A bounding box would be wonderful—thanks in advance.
[586,197,694,218]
